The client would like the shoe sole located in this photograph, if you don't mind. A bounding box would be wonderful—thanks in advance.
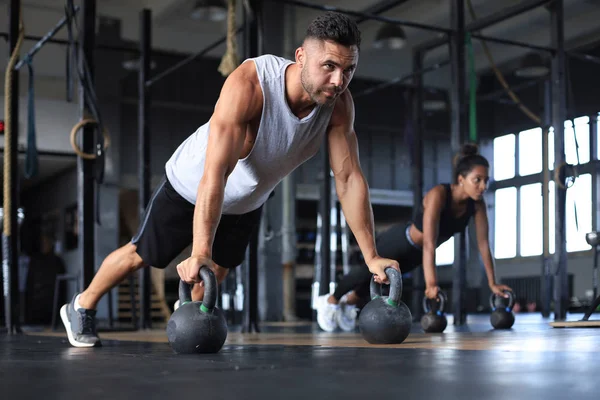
[317,312,337,332]
[316,297,338,332]
[336,304,357,332]
[60,304,97,348]
[337,316,357,332]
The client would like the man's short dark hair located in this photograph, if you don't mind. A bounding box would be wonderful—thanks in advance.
[305,12,361,50]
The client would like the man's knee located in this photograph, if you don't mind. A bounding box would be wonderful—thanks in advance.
[123,242,146,272]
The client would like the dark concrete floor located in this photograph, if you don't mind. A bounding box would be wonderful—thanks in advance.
[1,314,599,399]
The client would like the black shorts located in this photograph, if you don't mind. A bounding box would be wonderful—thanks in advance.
[131,176,262,269]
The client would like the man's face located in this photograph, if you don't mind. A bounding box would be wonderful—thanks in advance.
[298,40,359,106]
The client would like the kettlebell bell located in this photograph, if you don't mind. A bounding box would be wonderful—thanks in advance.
[358,267,412,344]
[490,290,515,330]
[167,266,228,354]
[420,290,448,333]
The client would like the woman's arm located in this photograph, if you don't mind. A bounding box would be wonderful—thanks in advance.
[421,186,445,298]
[473,200,512,296]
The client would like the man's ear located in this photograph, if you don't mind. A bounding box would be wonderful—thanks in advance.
[295,46,305,68]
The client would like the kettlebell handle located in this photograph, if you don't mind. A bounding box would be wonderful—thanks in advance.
[489,290,515,311]
[178,266,218,313]
[369,267,403,307]
[422,290,447,315]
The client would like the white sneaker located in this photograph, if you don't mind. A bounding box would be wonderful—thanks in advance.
[316,294,339,332]
[336,301,358,332]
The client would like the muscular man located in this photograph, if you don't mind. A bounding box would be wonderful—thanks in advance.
[61,12,400,347]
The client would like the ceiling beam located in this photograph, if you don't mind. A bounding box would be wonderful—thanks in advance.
[355,0,410,24]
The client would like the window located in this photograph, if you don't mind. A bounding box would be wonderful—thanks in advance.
[494,187,517,258]
[436,237,454,266]
[565,116,590,165]
[548,118,590,168]
[520,183,542,256]
[519,128,542,176]
[566,173,592,252]
[548,174,592,253]
[548,128,554,170]
[493,134,515,181]
[549,180,555,255]
[597,115,600,160]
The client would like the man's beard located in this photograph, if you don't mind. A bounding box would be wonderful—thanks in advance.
[301,68,336,107]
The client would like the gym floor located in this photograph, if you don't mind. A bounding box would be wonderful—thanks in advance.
[2,314,599,399]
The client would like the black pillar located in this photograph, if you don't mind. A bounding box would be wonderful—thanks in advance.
[550,0,568,321]
[77,0,97,291]
[243,0,262,333]
[541,80,552,318]
[320,158,332,299]
[3,0,21,334]
[590,115,598,301]
[450,0,467,325]
[410,49,425,320]
[591,115,598,235]
[138,8,152,330]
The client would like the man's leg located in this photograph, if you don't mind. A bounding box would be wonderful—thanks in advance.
[79,243,145,309]
[60,242,145,348]
[61,175,196,348]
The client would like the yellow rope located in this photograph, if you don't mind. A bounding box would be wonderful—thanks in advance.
[3,7,25,236]
[70,118,110,160]
[466,1,574,191]
[218,0,239,77]
[466,0,541,125]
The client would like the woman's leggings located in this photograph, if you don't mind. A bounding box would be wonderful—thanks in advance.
[332,223,423,301]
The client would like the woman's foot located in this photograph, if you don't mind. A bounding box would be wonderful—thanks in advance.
[336,294,358,332]
[316,294,339,332]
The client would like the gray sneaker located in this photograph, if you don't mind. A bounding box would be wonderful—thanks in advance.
[60,294,101,348]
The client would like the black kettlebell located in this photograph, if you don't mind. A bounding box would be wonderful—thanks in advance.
[490,290,515,330]
[358,267,412,344]
[420,290,448,333]
[167,266,228,354]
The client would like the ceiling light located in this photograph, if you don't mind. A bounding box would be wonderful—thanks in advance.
[373,23,407,50]
[423,99,447,111]
[122,59,157,71]
[190,0,228,22]
[515,53,549,78]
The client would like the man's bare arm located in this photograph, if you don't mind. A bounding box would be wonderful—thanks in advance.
[191,63,261,258]
[327,91,378,263]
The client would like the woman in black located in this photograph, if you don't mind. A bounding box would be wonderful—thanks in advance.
[316,143,513,332]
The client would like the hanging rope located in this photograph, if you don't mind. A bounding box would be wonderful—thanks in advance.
[466,0,541,125]
[23,55,39,178]
[218,0,239,77]
[3,5,25,237]
[466,0,579,190]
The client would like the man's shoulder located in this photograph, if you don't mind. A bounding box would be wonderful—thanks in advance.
[246,54,293,68]
[329,90,354,127]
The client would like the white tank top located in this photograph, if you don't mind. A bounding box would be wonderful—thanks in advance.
[165,55,335,214]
